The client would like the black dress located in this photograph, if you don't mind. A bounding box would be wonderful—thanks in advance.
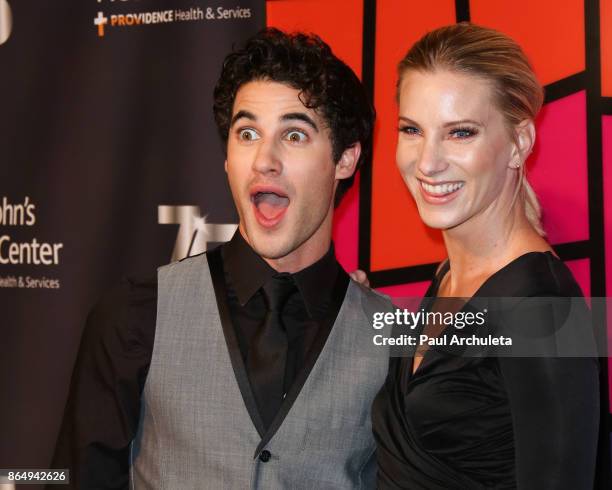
[372,252,599,489]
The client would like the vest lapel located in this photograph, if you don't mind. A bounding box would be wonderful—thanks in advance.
[207,248,266,438]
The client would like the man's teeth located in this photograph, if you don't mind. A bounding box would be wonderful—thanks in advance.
[421,181,464,196]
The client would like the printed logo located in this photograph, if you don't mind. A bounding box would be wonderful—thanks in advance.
[0,0,12,46]
[0,196,64,290]
[94,11,108,37]
[158,205,237,261]
[92,3,252,39]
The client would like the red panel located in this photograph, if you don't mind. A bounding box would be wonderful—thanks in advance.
[470,0,585,86]
[266,0,363,77]
[266,0,363,272]
[602,0,612,96]
[370,1,455,271]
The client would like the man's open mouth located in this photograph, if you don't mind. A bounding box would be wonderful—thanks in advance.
[251,188,290,226]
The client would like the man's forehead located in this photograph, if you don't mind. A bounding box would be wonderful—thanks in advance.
[232,80,317,119]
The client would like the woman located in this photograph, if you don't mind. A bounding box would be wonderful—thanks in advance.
[371,23,600,489]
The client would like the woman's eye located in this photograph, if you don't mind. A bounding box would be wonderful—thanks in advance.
[450,127,478,139]
[285,130,308,143]
[399,126,420,135]
[238,128,260,141]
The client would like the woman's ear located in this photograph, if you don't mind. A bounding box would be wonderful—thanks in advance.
[509,120,535,169]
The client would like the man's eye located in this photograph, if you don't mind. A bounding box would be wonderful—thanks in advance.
[238,128,260,141]
[285,130,308,143]
[399,126,420,135]
[450,127,478,139]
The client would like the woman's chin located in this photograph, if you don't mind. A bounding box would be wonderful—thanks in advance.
[418,212,461,231]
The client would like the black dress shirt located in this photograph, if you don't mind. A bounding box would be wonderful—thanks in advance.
[51,231,346,489]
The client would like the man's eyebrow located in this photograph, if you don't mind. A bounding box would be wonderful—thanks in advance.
[230,110,256,127]
[281,112,319,132]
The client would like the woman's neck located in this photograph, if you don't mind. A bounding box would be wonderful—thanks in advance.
[439,203,551,297]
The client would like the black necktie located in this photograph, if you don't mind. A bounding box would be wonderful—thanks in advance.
[247,273,296,430]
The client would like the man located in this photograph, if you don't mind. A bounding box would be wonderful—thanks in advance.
[53,28,393,489]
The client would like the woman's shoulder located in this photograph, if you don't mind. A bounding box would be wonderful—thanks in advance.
[478,251,583,298]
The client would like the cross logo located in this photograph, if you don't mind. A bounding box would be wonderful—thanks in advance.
[158,205,238,262]
[94,11,108,37]
[0,0,12,46]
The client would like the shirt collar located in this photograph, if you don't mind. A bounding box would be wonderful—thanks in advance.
[221,230,342,319]
[222,230,275,306]
[292,244,341,320]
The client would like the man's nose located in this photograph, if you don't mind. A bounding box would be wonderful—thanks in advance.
[252,139,282,175]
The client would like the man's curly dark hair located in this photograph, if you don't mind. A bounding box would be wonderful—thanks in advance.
[213,28,375,206]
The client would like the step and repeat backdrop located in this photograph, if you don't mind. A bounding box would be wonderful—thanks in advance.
[0,0,265,475]
[0,0,610,485]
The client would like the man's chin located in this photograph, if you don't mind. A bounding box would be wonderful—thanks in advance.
[243,225,293,260]
[251,240,293,262]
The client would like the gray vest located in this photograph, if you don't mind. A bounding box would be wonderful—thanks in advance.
[131,252,392,489]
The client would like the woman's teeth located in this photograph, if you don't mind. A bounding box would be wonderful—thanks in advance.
[421,181,464,196]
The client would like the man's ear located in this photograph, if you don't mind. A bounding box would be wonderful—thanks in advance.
[335,142,361,180]
[224,159,228,173]
[509,120,535,168]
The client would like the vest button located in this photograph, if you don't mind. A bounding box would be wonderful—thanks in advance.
[259,450,271,462]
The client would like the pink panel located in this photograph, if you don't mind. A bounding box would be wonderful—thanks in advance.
[603,116,612,407]
[604,116,612,297]
[565,258,590,298]
[376,281,431,306]
[333,172,359,272]
[529,91,589,244]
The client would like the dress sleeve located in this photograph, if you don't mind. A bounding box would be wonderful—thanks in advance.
[498,296,599,489]
[50,276,156,490]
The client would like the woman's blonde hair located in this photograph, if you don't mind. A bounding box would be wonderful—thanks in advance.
[397,23,545,235]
